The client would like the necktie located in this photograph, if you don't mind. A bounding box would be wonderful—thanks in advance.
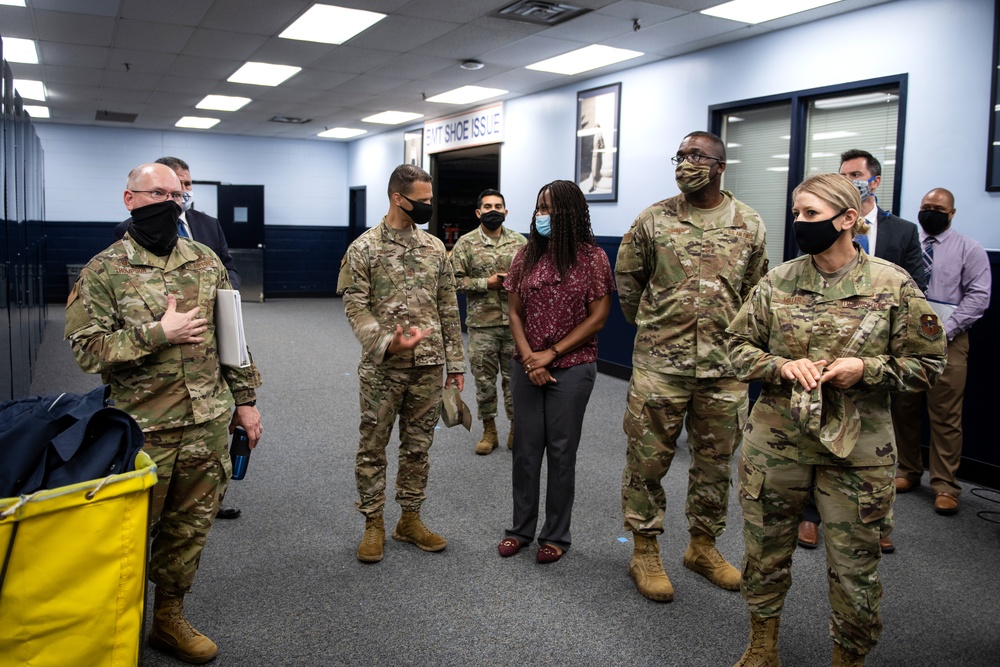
[922,236,934,285]
[855,233,869,253]
[177,220,190,238]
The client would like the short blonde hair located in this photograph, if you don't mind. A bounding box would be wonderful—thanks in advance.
[793,173,868,236]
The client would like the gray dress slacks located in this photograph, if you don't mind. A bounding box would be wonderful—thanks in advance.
[506,360,596,550]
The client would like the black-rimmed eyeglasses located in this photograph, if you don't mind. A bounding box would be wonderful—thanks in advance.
[671,153,723,166]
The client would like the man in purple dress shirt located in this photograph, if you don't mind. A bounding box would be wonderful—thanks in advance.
[892,188,992,515]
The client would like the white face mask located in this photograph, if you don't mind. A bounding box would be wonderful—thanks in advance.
[181,191,194,212]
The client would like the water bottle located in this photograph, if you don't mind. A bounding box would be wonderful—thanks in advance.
[230,426,251,480]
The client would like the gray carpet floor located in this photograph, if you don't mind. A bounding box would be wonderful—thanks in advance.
[29,300,1000,667]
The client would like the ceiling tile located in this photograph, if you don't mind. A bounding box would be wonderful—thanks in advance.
[34,10,116,47]
[108,48,178,75]
[604,12,741,55]
[345,15,461,53]
[246,36,338,68]
[200,0,312,35]
[114,19,196,54]
[366,54,456,80]
[480,36,590,68]
[181,29,270,60]
[32,0,119,17]
[0,7,36,38]
[412,24,529,60]
[102,71,164,92]
[311,46,399,75]
[167,55,245,80]
[41,66,106,86]
[596,1,687,23]
[537,11,636,42]
[37,42,110,68]
[280,69,358,92]
[120,0,214,26]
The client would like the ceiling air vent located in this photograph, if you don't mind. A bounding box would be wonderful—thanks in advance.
[270,115,312,124]
[95,110,137,123]
[492,1,589,26]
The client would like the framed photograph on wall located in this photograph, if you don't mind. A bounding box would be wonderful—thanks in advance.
[576,83,620,202]
[404,130,423,168]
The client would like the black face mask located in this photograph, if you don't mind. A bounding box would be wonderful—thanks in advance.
[400,194,433,226]
[917,209,951,236]
[480,210,505,231]
[793,208,848,255]
[127,200,182,257]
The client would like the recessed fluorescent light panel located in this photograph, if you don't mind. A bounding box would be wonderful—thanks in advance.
[228,62,302,86]
[0,0,26,6]
[280,4,386,44]
[13,79,45,101]
[196,94,252,111]
[318,127,367,139]
[4,37,38,64]
[526,45,643,76]
[426,86,508,105]
[702,0,842,24]
[24,105,49,118]
[176,116,220,129]
[362,111,424,125]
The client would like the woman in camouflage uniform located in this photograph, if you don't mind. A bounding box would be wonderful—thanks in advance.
[726,174,946,667]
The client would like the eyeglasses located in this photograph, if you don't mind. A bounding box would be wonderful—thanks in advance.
[671,153,723,166]
[130,189,184,203]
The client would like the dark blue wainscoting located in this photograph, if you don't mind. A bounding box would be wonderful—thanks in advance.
[263,225,347,297]
[42,222,350,302]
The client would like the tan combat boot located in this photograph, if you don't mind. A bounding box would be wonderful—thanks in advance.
[684,533,741,590]
[392,510,447,551]
[832,643,865,666]
[507,419,514,450]
[357,514,385,563]
[148,588,219,664]
[734,616,781,667]
[476,418,499,455]
[629,533,674,602]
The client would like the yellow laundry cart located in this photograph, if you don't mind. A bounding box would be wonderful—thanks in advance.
[0,452,157,667]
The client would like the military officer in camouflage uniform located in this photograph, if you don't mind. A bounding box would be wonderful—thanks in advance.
[342,164,465,564]
[65,163,263,665]
[615,131,768,602]
[726,174,945,667]
[451,189,526,454]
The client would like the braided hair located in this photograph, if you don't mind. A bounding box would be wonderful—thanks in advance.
[522,180,595,277]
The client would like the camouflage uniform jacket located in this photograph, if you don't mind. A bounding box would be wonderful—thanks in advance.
[342,218,465,373]
[726,252,946,467]
[616,191,768,377]
[450,225,526,328]
[64,235,261,432]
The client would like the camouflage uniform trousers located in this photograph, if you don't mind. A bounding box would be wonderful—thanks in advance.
[356,361,443,517]
[738,442,894,655]
[467,326,515,421]
[144,412,232,595]
[621,366,747,538]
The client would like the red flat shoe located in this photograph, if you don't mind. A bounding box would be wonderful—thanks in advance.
[536,544,563,564]
[498,537,526,557]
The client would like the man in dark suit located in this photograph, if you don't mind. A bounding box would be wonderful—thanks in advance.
[796,148,926,555]
[114,156,241,290]
[838,149,926,290]
[115,157,245,521]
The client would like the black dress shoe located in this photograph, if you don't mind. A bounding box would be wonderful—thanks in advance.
[217,506,242,520]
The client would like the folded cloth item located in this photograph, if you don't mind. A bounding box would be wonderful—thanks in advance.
[790,381,861,459]
[440,386,472,431]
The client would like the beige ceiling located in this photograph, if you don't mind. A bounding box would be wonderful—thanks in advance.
[1,0,892,141]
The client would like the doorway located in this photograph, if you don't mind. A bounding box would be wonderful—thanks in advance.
[430,144,500,250]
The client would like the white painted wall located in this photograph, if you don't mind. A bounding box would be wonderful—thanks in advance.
[32,0,998,249]
[35,124,348,227]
